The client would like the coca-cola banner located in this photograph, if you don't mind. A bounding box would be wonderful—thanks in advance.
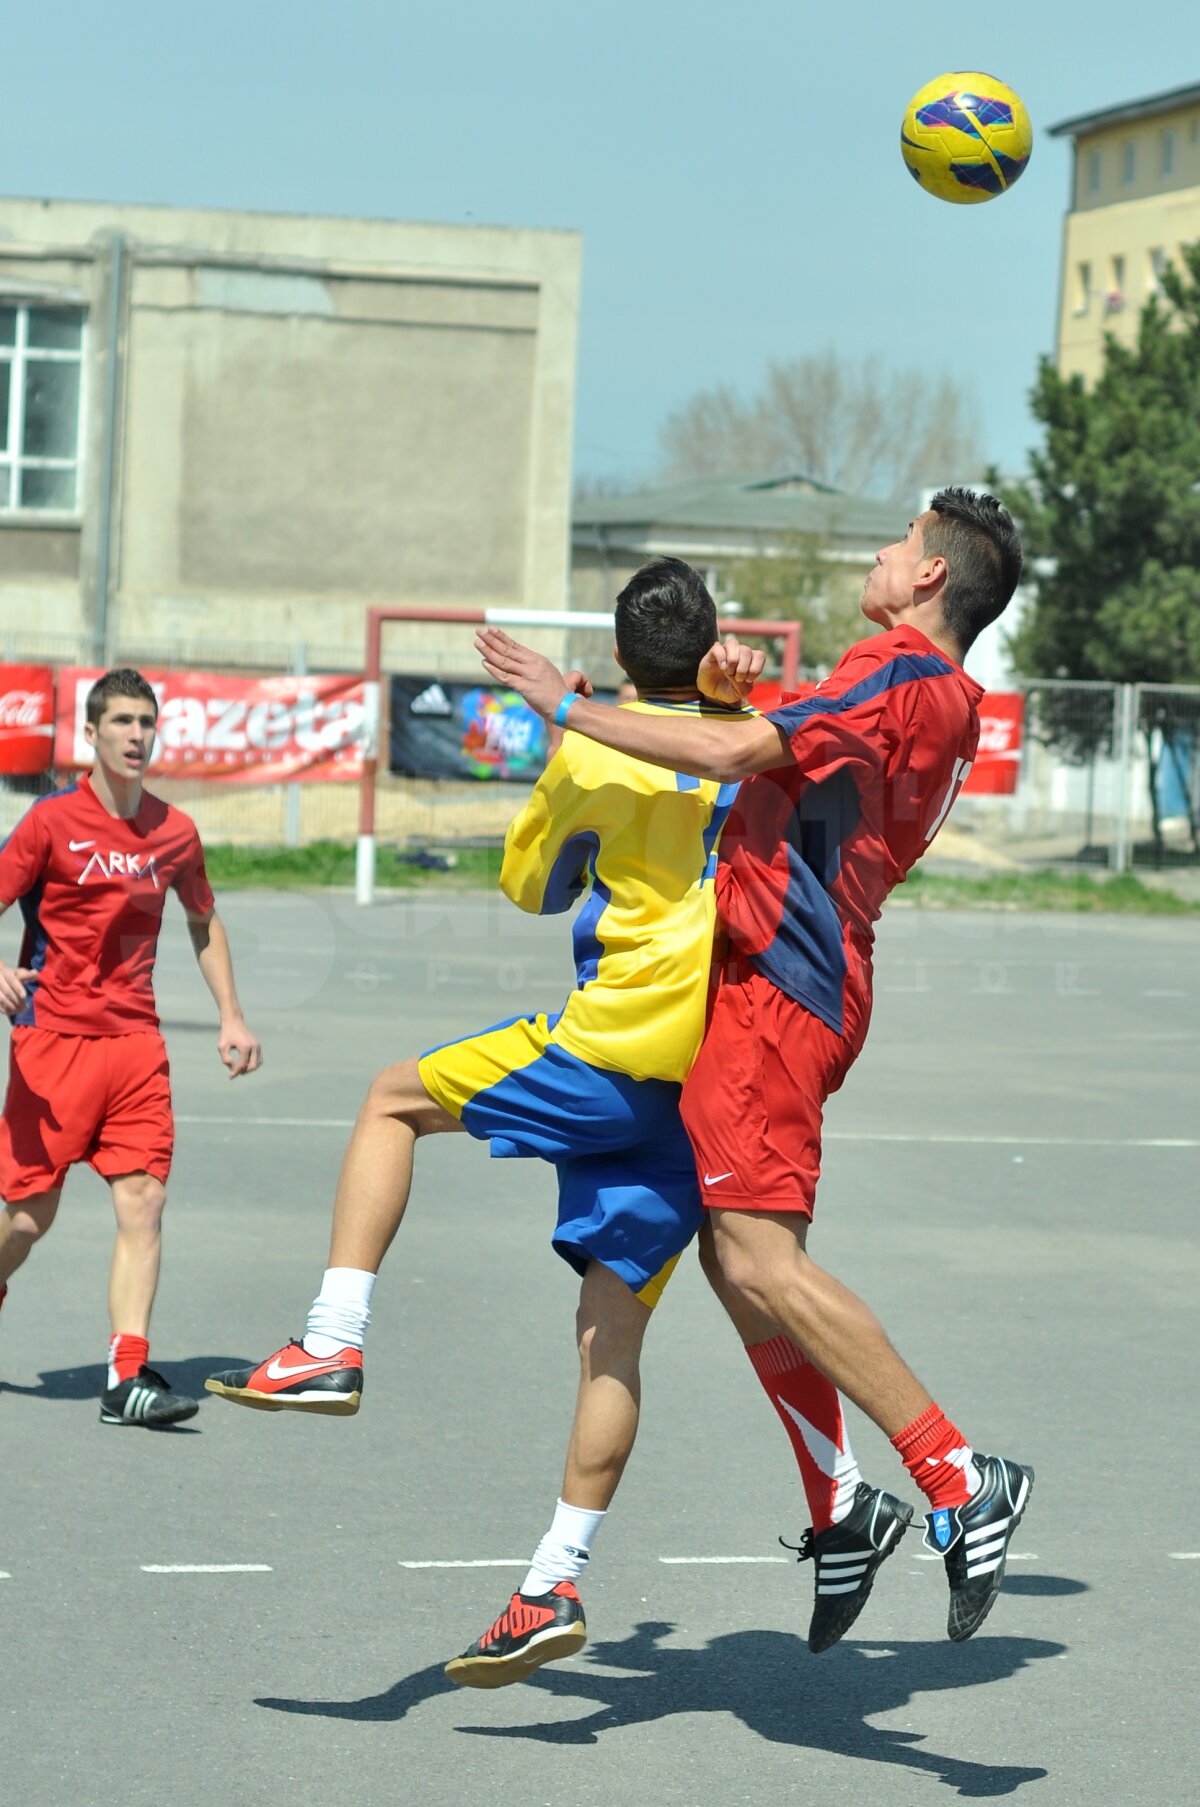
[0,665,56,774]
[54,669,365,783]
[963,692,1024,795]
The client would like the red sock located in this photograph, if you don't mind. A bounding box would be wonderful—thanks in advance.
[747,1335,862,1533]
[108,1333,150,1387]
[891,1403,979,1511]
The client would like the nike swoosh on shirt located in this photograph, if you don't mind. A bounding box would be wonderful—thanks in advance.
[703,1171,735,1185]
[264,1354,344,1380]
[68,839,95,851]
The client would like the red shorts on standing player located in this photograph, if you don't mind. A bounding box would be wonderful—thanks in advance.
[0,1026,173,1200]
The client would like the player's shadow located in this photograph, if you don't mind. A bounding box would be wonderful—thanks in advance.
[257,1621,1064,1796]
[0,1355,242,1420]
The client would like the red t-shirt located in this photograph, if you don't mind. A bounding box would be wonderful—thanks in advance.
[716,626,983,1034]
[0,774,215,1035]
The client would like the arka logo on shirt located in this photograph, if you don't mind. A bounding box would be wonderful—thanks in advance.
[76,848,161,890]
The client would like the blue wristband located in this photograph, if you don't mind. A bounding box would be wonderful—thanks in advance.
[554,691,580,727]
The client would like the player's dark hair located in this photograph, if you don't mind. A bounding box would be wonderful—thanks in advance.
[86,668,159,726]
[924,488,1023,652]
[614,557,719,691]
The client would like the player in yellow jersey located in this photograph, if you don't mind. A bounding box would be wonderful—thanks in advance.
[207,560,904,1681]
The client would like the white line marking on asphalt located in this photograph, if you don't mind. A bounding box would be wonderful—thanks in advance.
[659,1557,790,1565]
[826,1133,1200,1149]
[1169,1552,1200,1560]
[176,1116,1200,1149]
[176,1115,353,1128]
[399,1560,527,1569]
[140,1564,273,1573]
[1142,990,1187,998]
[0,1572,11,1580]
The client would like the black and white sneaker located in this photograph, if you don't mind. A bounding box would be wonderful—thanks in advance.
[784,1481,914,1653]
[925,1453,1034,1642]
[99,1365,199,1428]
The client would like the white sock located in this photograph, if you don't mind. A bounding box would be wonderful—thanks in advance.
[303,1267,376,1356]
[521,1499,606,1597]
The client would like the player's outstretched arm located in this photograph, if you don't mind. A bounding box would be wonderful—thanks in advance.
[186,908,262,1079]
[476,627,792,781]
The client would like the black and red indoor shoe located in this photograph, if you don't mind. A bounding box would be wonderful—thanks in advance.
[205,1340,363,1415]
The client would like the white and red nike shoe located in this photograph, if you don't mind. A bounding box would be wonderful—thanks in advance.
[205,1340,363,1415]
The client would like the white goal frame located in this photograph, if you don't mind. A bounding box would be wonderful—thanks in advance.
[355,604,802,904]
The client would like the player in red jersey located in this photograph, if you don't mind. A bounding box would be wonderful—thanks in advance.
[478,488,1035,1643]
[0,668,261,1427]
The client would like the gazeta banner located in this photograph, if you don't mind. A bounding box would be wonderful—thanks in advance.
[54,668,366,783]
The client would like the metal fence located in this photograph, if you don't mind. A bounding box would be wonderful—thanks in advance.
[3,636,1199,874]
[956,680,1200,873]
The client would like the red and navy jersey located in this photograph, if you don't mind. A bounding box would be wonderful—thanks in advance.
[716,626,983,1033]
[0,774,215,1035]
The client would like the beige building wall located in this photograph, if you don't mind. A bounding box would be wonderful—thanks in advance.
[0,197,581,669]
[1055,96,1200,383]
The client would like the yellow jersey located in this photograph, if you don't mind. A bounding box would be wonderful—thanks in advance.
[500,699,742,1084]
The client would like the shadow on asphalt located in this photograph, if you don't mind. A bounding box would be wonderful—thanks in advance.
[256,1622,1065,1796]
[0,1355,245,1405]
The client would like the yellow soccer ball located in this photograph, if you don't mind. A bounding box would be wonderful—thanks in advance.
[901,72,1032,203]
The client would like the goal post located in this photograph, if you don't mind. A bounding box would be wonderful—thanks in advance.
[355,604,801,905]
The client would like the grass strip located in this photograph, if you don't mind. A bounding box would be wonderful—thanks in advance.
[203,842,1198,912]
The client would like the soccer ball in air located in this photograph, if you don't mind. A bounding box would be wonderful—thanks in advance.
[901,72,1032,203]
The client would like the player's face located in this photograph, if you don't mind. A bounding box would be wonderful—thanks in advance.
[86,697,158,781]
[861,515,932,623]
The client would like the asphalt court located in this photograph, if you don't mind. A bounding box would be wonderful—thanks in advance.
[2,892,1198,1806]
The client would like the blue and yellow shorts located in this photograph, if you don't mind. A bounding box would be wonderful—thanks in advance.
[418,1012,702,1307]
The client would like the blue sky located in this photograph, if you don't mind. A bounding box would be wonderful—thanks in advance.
[8,2,1195,493]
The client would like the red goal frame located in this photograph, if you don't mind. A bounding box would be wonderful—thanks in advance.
[355,604,802,903]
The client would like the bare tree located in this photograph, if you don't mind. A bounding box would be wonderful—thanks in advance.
[658,348,983,503]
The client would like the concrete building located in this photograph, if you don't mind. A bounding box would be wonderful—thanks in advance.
[1050,82,1200,383]
[0,197,581,670]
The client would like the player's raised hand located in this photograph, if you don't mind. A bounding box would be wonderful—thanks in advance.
[697,635,765,707]
[475,627,570,719]
[219,1017,262,1079]
[561,668,594,700]
[0,962,37,1016]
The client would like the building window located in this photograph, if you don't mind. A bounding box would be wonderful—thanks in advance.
[0,304,85,514]
[1086,148,1102,195]
[1105,255,1126,313]
[1161,129,1176,177]
[1075,261,1092,315]
[1149,246,1168,294]
[1122,140,1137,185]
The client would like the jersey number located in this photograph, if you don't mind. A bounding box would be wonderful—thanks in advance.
[925,759,973,843]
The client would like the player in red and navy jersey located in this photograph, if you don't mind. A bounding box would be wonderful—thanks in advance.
[0,668,261,1427]
[479,488,1035,1644]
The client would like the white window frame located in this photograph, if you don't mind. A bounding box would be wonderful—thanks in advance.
[1074,261,1092,316]
[1086,147,1102,195]
[0,302,87,518]
[1161,129,1175,178]
[1121,139,1137,185]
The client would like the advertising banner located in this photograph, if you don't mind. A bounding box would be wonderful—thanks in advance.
[963,692,1024,795]
[0,665,55,774]
[54,669,366,783]
[390,677,557,781]
[387,678,788,781]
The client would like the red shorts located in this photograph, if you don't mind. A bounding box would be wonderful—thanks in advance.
[681,958,871,1218]
[0,1027,174,1200]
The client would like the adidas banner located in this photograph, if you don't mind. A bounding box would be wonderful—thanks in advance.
[389,677,617,782]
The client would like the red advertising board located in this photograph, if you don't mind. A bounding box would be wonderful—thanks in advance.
[963,691,1023,795]
[0,665,55,775]
[54,669,366,783]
